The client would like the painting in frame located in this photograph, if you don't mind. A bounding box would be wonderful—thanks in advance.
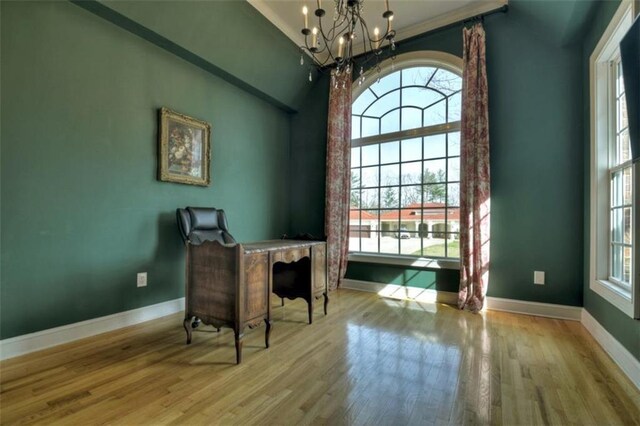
[158,107,211,186]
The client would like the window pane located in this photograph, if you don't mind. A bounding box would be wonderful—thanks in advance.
[424,99,446,126]
[448,157,460,182]
[367,91,400,117]
[448,132,460,156]
[401,161,422,185]
[618,129,631,165]
[429,69,462,95]
[349,208,360,226]
[350,190,361,208]
[424,134,446,159]
[624,166,632,205]
[611,170,623,207]
[361,166,379,188]
[351,168,361,189]
[362,144,378,166]
[381,164,400,185]
[380,186,400,208]
[401,138,422,162]
[448,208,461,232]
[348,232,361,252]
[624,246,632,284]
[361,188,379,208]
[351,147,360,167]
[448,184,460,206]
[381,109,400,134]
[423,183,446,204]
[401,233,420,255]
[624,207,632,244]
[618,90,628,131]
[380,141,399,164]
[402,87,443,109]
[424,159,447,182]
[401,185,421,207]
[352,89,376,115]
[362,117,379,137]
[402,67,436,86]
[401,107,422,131]
[352,116,361,139]
[611,244,623,281]
[361,231,381,253]
[447,235,460,258]
[370,72,400,97]
[380,209,399,234]
[612,208,623,243]
[421,234,447,257]
[380,230,399,255]
[448,92,462,122]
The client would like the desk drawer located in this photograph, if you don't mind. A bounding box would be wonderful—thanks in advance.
[273,248,310,264]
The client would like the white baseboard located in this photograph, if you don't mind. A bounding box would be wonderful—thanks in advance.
[485,296,583,321]
[0,298,185,361]
[342,279,458,304]
[342,279,582,320]
[581,310,640,390]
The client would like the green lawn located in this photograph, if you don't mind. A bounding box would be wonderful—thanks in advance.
[413,240,460,258]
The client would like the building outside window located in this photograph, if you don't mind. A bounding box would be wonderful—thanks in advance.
[349,52,462,260]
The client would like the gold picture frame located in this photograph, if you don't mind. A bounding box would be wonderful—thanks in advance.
[158,107,211,186]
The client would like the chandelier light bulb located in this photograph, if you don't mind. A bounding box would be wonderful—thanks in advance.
[302,6,308,29]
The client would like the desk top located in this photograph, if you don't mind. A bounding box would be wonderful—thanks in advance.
[243,239,325,254]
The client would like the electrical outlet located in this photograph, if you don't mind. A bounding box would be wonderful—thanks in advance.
[137,272,147,287]
[534,271,545,285]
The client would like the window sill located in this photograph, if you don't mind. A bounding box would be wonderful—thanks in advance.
[590,278,635,318]
[348,253,461,270]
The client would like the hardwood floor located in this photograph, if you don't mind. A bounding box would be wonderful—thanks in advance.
[1,289,639,425]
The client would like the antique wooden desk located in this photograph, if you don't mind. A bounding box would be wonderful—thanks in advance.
[183,239,328,363]
[244,239,329,324]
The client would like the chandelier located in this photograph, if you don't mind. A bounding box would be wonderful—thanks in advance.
[299,0,397,84]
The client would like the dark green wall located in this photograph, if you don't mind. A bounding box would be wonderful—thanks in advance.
[581,0,640,360]
[0,1,293,339]
[293,2,586,306]
[99,0,311,112]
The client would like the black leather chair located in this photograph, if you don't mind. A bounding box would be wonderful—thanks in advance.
[176,207,236,246]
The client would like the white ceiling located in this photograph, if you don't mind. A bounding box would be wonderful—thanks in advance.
[248,0,507,55]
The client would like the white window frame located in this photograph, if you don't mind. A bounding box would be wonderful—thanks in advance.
[349,51,463,270]
[589,0,640,319]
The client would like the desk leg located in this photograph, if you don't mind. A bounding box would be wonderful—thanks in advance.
[183,317,193,344]
[308,298,313,324]
[324,292,329,315]
[264,319,272,348]
[234,331,244,364]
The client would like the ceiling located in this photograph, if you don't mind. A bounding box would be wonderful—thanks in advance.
[248,0,508,54]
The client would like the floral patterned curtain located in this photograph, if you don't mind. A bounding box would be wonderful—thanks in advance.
[458,23,491,313]
[325,69,353,290]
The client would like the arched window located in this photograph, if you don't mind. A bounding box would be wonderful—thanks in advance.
[349,51,462,259]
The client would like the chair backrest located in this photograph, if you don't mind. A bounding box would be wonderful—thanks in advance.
[176,207,236,245]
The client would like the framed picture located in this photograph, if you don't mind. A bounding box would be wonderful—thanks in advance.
[158,107,211,186]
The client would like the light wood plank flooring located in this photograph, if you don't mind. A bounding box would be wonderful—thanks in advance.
[1,289,639,425]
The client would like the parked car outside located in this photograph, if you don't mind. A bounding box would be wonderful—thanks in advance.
[396,227,411,239]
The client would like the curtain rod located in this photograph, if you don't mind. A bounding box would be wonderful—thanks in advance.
[322,4,509,71]
[401,4,509,44]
